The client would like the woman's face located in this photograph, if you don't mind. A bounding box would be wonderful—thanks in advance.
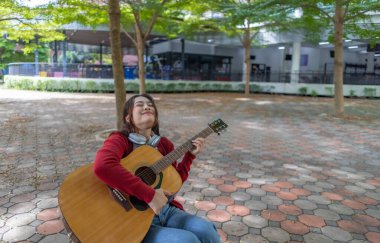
[129,96,156,132]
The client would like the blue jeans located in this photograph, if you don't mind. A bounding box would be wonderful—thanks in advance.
[143,204,221,243]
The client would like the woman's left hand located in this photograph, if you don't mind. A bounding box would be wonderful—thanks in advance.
[190,137,205,156]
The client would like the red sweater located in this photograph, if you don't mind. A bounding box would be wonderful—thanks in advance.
[93,131,195,210]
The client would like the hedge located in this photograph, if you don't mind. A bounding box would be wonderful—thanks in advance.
[4,76,262,93]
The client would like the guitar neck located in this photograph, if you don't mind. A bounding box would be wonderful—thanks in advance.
[151,127,214,174]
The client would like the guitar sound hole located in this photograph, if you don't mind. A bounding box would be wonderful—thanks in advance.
[135,166,156,185]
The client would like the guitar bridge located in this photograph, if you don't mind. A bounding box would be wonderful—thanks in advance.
[108,186,133,211]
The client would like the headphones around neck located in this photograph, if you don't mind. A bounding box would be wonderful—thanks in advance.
[128,133,161,148]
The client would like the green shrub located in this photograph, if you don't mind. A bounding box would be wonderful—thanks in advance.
[299,87,308,96]
[311,90,318,97]
[188,82,201,91]
[363,87,376,98]
[175,82,187,92]
[349,89,355,98]
[325,87,333,96]
[125,82,139,92]
[85,80,97,92]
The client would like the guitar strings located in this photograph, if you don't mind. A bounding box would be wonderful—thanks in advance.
[134,127,214,184]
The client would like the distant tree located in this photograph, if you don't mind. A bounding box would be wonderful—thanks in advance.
[0,38,49,70]
[195,0,293,95]
[0,0,65,54]
[119,0,169,94]
[285,0,380,116]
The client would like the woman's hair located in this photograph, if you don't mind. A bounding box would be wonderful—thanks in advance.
[121,93,160,135]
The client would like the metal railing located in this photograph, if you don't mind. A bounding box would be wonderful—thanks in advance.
[5,63,380,85]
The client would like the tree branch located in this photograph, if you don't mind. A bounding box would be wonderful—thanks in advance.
[300,3,334,22]
[143,0,168,40]
[122,26,137,47]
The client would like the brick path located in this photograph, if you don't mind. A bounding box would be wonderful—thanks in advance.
[1,88,380,242]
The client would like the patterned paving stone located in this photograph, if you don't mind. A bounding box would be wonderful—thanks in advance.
[217,184,238,193]
[353,196,378,205]
[294,199,318,210]
[321,192,343,201]
[355,181,376,190]
[240,234,268,243]
[207,178,224,186]
[195,201,217,212]
[246,187,266,196]
[2,92,380,243]
[226,205,250,216]
[261,195,283,206]
[352,214,380,227]
[261,184,280,193]
[261,227,290,243]
[10,193,36,203]
[221,175,239,182]
[8,202,35,214]
[303,232,334,243]
[314,208,341,221]
[37,220,64,235]
[261,210,287,222]
[365,232,380,243]
[201,187,221,197]
[321,226,353,242]
[274,181,294,189]
[328,203,355,215]
[242,215,268,228]
[276,191,297,201]
[245,200,267,210]
[230,192,251,201]
[303,185,323,193]
[337,220,368,234]
[247,178,267,185]
[207,210,231,223]
[236,172,252,179]
[233,180,252,189]
[278,204,302,215]
[281,220,309,235]
[298,214,326,228]
[38,234,69,243]
[290,188,311,196]
[191,180,209,189]
[345,185,367,194]
[36,198,58,209]
[342,199,367,210]
[307,195,331,205]
[222,221,248,236]
[365,208,380,220]
[2,225,35,242]
[37,208,61,221]
[314,183,334,191]
[6,213,35,227]
[213,196,234,206]
[365,191,380,201]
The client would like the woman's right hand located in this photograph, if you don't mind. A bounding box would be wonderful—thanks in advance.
[148,188,171,215]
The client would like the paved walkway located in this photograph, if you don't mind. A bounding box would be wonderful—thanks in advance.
[1,88,380,243]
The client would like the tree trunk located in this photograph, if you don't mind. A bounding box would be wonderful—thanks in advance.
[333,1,345,117]
[136,34,146,94]
[243,28,251,96]
[108,0,126,130]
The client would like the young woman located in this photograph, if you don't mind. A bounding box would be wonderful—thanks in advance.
[93,94,221,243]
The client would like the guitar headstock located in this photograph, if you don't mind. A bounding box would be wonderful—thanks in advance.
[209,119,228,135]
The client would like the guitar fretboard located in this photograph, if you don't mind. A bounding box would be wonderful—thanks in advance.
[151,127,214,174]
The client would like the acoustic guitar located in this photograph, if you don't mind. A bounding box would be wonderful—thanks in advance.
[58,119,228,243]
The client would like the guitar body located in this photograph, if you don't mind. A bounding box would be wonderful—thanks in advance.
[58,145,183,243]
